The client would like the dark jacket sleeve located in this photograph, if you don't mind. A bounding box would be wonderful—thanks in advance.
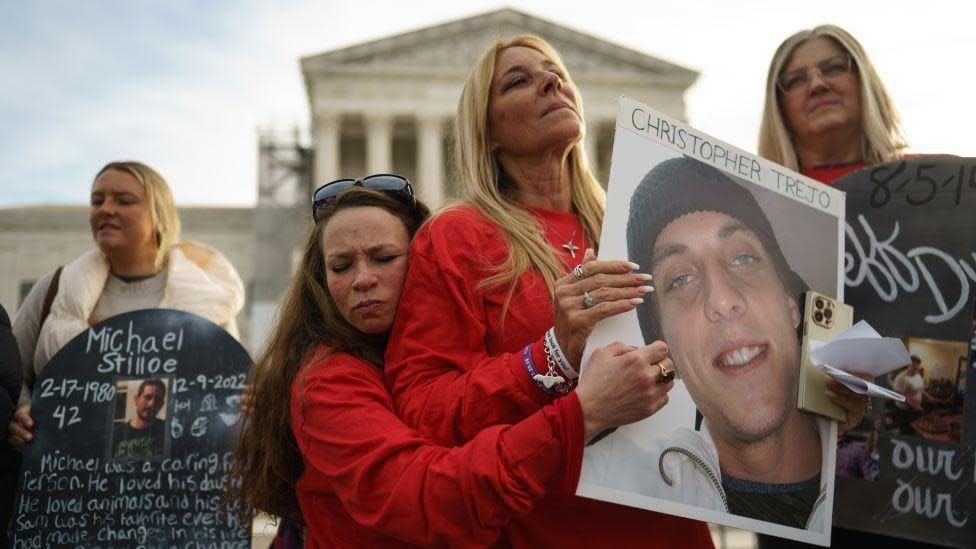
[0,304,23,435]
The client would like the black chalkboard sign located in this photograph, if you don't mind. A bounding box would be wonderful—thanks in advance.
[832,157,975,548]
[11,309,251,549]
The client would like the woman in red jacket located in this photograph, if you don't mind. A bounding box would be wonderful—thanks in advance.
[384,34,716,548]
[386,33,873,547]
[230,180,677,548]
[758,24,908,185]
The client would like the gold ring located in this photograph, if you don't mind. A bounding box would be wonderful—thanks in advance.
[658,362,675,384]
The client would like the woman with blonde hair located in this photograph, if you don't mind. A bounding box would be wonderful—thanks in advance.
[229,180,678,547]
[756,25,914,549]
[386,35,712,547]
[758,24,908,183]
[7,161,244,450]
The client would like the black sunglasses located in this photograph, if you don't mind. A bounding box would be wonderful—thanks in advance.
[311,174,415,222]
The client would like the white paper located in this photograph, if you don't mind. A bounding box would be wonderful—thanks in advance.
[809,320,910,402]
[818,364,906,402]
[810,320,910,377]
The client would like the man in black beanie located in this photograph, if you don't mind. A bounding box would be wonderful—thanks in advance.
[613,156,828,529]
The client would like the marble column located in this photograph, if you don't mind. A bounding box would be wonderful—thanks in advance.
[416,114,445,207]
[314,112,341,186]
[365,113,394,174]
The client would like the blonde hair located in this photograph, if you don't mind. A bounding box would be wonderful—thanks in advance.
[94,161,182,268]
[454,34,605,306]
[757,25,907,170]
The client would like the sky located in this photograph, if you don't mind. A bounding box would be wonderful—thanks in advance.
[1,0,973,208]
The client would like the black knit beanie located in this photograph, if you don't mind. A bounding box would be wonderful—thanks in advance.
[625,156,807,345]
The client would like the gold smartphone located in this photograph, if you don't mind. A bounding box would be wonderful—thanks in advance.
[797,290,853,422]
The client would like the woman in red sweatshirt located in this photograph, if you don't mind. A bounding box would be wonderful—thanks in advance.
[230,180,678,548]
[384,34,716,548]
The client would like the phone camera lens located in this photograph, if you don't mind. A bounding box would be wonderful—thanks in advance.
[814,311,824,323]
[824,309,833,319]
[815,298,825,309]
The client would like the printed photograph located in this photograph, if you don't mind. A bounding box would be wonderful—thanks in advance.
[835,426,881,481]
[108,377,172,461]
[578,99,845,545]
[883,338,967,443]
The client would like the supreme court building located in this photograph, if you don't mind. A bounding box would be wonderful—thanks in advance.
[0,8,697,353]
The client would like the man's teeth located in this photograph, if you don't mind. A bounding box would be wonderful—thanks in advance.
[717,345,764,367]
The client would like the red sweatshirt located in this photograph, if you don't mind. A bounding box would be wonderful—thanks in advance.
[802,161,869,184]
[386,205,714,548]
[290,348,584,548]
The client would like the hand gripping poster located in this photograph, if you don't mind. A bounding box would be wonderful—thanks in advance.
[578,97,845,545]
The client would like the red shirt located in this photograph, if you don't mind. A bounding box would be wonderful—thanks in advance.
[291,347,584,548]
[386,205,714,548]
[802,161,870,185]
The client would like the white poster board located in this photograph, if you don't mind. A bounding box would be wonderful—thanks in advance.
[578,97,846,546]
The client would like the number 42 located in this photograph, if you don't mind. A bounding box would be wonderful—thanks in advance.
[52,405,81,429]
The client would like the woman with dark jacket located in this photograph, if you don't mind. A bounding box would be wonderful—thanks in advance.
[0,303,23,546]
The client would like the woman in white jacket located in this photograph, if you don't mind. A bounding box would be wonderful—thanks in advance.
[7,161,244,450]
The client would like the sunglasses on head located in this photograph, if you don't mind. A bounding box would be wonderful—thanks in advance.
[311,174,415,222]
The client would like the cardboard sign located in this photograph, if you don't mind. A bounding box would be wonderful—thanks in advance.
[577,97,844,546]
[831,157,976,548]
[12,309,251,549]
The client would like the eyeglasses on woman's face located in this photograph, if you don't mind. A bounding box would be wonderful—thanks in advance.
[777,52,854,94]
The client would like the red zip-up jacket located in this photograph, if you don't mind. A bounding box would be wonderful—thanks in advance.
[291,348,584,548]
[386,206,714,548]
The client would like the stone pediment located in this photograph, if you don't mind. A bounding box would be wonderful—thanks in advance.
[301,8,697,85]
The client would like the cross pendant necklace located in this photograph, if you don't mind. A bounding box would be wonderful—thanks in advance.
[544,224,579,259]
[562,236,579,258]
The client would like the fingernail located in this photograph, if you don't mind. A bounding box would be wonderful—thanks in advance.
[636,273,653,281]
[630,297,644,305]
[637,286,653,293]
[627,261,640,270]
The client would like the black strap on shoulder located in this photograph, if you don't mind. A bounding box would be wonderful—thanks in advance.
[39,266,63,331]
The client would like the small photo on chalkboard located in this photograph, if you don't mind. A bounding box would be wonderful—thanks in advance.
[836,428,881,482]
[107,377,173,461]
[883,337,966,444]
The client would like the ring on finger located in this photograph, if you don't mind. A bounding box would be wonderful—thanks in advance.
[572,264,585,281]
[582,290,597,309]
[657,362,675,384]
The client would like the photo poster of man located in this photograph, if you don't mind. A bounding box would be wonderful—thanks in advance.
[577,97,846,545]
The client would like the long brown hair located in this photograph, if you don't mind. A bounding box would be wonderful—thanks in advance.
[228,186,429,524]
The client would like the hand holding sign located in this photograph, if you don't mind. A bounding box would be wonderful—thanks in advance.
[810,320,911,401]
